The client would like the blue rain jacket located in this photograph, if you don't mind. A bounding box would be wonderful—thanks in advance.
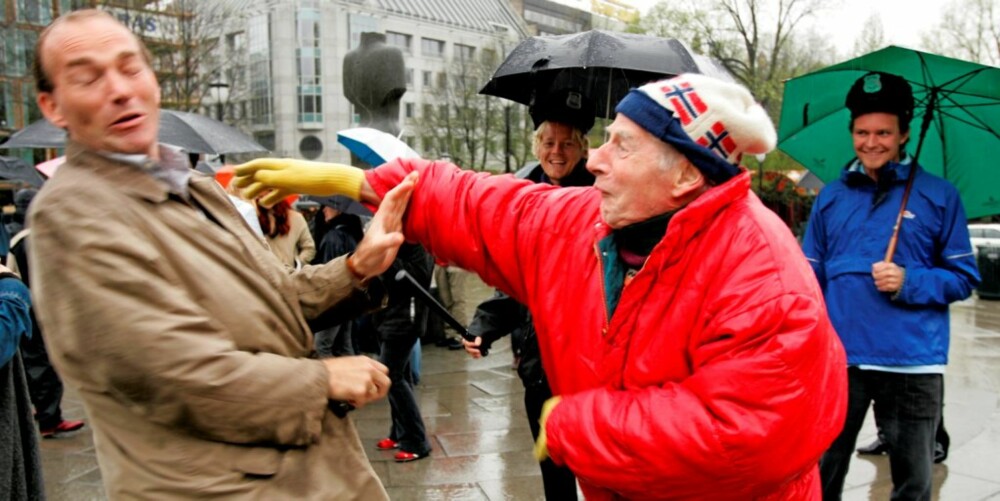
[802,160,980,366]
[0,274,32,366]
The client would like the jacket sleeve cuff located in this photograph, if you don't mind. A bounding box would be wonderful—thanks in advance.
[890,266,907,302]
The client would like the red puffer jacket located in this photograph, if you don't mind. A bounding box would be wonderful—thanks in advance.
[367,160,847,500]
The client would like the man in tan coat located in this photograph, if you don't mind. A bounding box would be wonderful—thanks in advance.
[27,9,412,499]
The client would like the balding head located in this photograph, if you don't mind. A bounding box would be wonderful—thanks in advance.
[34,9,152,93]
[34,9,162,157]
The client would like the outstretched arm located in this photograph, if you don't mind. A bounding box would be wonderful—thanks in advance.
[234,159,382,206]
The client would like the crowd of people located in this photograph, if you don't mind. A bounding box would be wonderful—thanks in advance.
[1,7,984,501]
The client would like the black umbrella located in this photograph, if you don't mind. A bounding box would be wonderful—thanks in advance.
[310,195,373,218]
[0,156,46,187]
[0,110,268,155]
[480,30,720,118]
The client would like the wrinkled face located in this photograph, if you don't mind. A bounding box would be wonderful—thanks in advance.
[37,16,161,157]
[535,122,585,185]
[852,112,908,175]
[587,115,685,229]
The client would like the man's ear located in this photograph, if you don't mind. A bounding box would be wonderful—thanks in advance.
[37,92,67,129]
[669,160,706,200]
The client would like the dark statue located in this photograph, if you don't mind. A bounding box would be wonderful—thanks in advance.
[343,32,406,167]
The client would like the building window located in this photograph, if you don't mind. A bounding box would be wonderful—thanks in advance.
[299,135,323,160]
[226,67,246,92]
[436,72,447,89]
[297,8,322,124]
[422,104,433,119]
[59,0,90,15]
[421,38,444,58]
[523,9,583,32]
[16,0,53,25]
[347,13,378,49]
[455,44,475,62]
[438,104,448,120]
[405,68,413,88]
[6,30,38,77]
[227,32,246,55]
[297,7,320,47]
[422,71,432,87]
[0,31,8,77]
[405,103,414,119]
[0,82,13,129]
[481,48,498,66]
[386,31,411,53]
[422,136,433,152]
[254,131,275,151]
[349,104,364,125]
[21,82,40,122]
[248,14,272,125]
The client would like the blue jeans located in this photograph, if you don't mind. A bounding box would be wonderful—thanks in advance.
[820,367,942,501]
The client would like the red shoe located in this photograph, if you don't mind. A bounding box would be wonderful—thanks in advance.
[376,438,399,450]
[393,450,427,462]
[40,419,85,438]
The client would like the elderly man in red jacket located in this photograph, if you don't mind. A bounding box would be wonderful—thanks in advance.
[236,74,847,500]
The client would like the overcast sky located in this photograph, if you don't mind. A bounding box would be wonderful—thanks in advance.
[626,0,946,57]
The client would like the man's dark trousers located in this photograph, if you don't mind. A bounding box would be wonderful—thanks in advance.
[821,367,941,501]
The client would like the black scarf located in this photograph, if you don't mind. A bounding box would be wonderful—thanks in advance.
[613,211,675,269]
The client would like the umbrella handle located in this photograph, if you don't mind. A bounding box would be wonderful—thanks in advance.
[394,270,488,356]
[884,89,936,264]
[883,166,917,263]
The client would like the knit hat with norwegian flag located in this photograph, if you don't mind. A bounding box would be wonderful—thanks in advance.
[614,73,776,184]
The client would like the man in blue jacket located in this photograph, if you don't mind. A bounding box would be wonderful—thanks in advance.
[805,72,980,501]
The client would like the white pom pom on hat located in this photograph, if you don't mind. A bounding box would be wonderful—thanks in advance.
[615,73,776,184]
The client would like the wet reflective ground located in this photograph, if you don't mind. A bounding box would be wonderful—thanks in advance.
[38,297,1000,500]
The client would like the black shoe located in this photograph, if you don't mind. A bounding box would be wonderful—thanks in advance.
[857,438,888,455]
[934,442,948,463]
[445,338,464,350]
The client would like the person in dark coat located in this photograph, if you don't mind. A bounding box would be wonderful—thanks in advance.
[5,189,37,238]
[0,265,44,500]
[7,189,85,439]
[373,243,434,462]
[463,89,596,500]
[312,196,366,357]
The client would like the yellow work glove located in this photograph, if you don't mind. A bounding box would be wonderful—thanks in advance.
[533,396,562,462]
[233,158,365,207]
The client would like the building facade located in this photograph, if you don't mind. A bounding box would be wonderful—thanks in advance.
[2,0,529,167]
[205,0,530,166]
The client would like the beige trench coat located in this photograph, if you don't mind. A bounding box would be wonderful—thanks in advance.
[28,142,387,500]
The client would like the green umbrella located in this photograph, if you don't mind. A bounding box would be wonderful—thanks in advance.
[777,46,1000,220]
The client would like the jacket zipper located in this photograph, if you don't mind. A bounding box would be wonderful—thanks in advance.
[595,241,611,338]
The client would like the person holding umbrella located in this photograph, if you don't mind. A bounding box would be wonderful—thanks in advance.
[26,9,415,499]
[236,73,847,500]
[802,72,980,501]
[463,87,595,500]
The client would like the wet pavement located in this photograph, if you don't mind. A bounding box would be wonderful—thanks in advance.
[37,296,1000,500]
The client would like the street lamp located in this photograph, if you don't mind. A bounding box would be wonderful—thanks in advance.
[208,81,230,122]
